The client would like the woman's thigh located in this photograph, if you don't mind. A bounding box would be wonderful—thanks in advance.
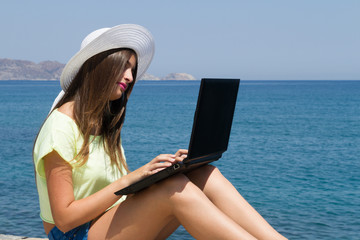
[87,174,188,240]
[186,164,221,192]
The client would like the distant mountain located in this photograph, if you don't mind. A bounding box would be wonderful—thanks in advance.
[161,73,196,80]
[0,58,64,80]
[140,73,160,80]
[0,58,196,81]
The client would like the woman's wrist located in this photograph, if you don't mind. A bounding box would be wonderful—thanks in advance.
[116,170,141,191]
[123,168,143,185]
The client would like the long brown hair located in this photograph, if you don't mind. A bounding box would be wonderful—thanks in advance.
[51,48,137,173]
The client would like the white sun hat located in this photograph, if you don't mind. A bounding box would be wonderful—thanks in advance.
[50,24,155,112]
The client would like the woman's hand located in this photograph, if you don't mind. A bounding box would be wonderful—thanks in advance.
[140,154,177,176]
[129,154,175,183]
[175,149,188,162]
[128,149,189,184]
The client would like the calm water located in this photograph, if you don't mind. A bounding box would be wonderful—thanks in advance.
[0,80,359,239]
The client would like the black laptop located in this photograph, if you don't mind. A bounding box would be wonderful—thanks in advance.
[115,78,240,195]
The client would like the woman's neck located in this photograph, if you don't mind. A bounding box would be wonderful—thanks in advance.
[58,101,75,120]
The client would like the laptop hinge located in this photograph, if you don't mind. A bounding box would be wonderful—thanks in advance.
[184,152,223,165]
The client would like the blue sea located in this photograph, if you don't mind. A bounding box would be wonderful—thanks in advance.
[0,80,359,239]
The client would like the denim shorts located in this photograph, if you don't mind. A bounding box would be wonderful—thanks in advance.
[48,222,91,240]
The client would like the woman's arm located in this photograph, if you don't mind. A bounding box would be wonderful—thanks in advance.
[44,150,126,232]
[44,150,179,232]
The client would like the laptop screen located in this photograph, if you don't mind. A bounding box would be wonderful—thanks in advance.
[187,78,240,160]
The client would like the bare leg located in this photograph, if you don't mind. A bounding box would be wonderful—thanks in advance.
[186,165,287,240]
[154,218,180,240]
[88,174,256,240]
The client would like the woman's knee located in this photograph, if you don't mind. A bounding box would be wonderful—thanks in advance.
[186,165,221,188]
[200,164,220,175]
[190,164,220,177]
[150,174,191,198]
[150,174,208,207]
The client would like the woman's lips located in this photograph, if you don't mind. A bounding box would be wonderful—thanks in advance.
[118,82,127,91]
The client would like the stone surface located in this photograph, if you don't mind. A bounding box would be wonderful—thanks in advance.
[0,234,47,240]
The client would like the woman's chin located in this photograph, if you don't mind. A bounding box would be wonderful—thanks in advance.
[109,91,123,101]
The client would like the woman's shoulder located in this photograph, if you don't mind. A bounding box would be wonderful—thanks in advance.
[58,101,75,120]
[44,102,78,134]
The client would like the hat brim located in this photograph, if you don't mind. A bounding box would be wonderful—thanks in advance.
[60,24,155,90]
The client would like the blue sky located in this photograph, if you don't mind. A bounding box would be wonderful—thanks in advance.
[1,0,359,80]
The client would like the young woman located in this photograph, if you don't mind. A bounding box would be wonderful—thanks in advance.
[33,24,287,240]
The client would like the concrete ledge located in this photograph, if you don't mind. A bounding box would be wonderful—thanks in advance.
[0,234,47,240]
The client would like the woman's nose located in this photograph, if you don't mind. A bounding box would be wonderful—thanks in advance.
[124,68,134,83]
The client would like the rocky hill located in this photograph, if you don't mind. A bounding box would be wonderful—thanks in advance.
[0,58,196,81]
[161,73,196,80]
[0,58,64,80]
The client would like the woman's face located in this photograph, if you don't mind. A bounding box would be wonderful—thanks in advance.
[109,54,137,101]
